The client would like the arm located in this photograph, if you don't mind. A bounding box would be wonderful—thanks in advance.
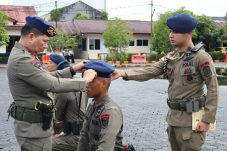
[197,52,218,124]
[77,115,90,151]
[96,108,122,151]
[54,93,69,121]
[16,58,95,93]
[112,60,164,81]
[195,51,218,132]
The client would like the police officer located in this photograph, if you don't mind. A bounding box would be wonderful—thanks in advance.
[47,54,88,151]
[77,60,124,151]
[7,16,96,151]
[112,14,218,151]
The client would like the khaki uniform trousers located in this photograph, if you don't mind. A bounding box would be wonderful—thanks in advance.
[16,135,52,151]
[167,125,206,151]
[52,134,80,151]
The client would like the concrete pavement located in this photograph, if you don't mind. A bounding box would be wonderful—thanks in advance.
[0,67,227,151]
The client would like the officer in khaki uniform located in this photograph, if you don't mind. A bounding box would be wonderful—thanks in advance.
[7,16,96,151]
[46,54,88,151]
[112,14,218,151]
[77,60,124,151]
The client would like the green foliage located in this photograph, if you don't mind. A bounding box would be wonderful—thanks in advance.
[100,11,108,20]
[103,18,132,51]
[152,7,223,53]
[208,51,225,60]
[193,15,218,50]
[152,7,194,54]
[48,29,77,51]
[216,26,227,47]
[0,11,9,46]
[74,13,89,20]
[106,50,129,61]
[50,8,64,21]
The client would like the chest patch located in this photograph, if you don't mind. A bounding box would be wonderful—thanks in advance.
[31,59,43,70]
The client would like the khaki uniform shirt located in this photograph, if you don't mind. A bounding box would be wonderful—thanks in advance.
[77,95,124,151]
[125,48,218,127]
[55,92,87,123]
[7,42,86,138]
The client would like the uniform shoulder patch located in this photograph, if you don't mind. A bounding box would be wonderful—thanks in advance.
[200,61,211,77]
[100,113,110,128]
[31,59,43,70]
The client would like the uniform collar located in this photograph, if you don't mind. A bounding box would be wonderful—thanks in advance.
[14,42,37,57]
[94,95,111,107]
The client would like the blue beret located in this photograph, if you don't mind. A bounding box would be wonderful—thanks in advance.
[84,60,115,78]
[25,16,56,37]
[49,54,70,70]
[167,14,197,33]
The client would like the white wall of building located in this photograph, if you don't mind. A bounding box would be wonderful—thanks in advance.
[85,34,151,59]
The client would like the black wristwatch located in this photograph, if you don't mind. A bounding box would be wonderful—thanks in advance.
[70,66,76,76]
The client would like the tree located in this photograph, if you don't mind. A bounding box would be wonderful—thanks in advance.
[48,29,77,51]
[0,11,9,46]
[103,18,132,52]
[74,13,89,20]
[100,11,108,20]
[50,8,64,21]
[152,8,195,53]
[216,26,227,47]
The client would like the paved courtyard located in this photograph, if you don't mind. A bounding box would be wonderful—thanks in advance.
[0,67,227,151]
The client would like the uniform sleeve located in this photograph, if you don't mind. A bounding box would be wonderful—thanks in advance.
[77,116,90,151]
[54,93,68,121]
[50,67,73,79]
[16,57,85,93]
[125,60,164,81]
[197,51,218,123]
[96,108,122,151]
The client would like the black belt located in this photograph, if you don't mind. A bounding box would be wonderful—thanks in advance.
[167,96,205,112]
[8,103,43,123]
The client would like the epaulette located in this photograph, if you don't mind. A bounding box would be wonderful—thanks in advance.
[190,42,204,53]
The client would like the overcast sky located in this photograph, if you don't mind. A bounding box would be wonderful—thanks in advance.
[0,0,226,21]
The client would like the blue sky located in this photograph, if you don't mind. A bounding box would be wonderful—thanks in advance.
[0,0,226,21]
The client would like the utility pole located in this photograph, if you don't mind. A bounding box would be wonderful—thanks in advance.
[55,0,58,28]
[104,0,106,12]
[150,0,155,49]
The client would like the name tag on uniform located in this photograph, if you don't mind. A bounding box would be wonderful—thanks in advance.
[192,108,216,131]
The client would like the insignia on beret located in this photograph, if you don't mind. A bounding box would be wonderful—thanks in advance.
[25,16,56,37]
[47,27,56,37]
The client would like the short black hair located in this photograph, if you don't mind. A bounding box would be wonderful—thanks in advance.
[21,25,45,37]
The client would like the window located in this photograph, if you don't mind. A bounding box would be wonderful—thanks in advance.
[143,40,148,46]
[137,40,142,46]
[129,40,135,46]
[137,39,149,46]
[89,39,100,50]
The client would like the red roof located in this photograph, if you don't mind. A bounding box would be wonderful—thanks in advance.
[0,5,37,24]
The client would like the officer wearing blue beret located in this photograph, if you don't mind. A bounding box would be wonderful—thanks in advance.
[112,14,218,151]
[48,54,71,70]
[7,16,97,151]
[77,60,125,151]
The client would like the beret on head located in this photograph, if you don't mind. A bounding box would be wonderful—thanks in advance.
[84,60,115,78]
[25,16,56,37]
[49,54,70,70]
[166,14,197,33]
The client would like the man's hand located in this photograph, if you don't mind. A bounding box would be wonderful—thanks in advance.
[111,69,127,80]
[72,61,86,73]
[83,69,97,83]
[195,121,210,132]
